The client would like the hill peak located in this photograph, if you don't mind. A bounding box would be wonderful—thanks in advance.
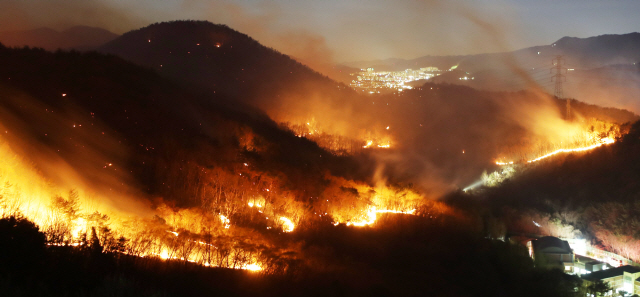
[553,32,640,47]
[107,20,251,44]
[99,20,347,111]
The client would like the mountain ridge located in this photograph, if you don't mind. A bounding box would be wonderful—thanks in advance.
[345,32,640,71]
[0,25,119,51]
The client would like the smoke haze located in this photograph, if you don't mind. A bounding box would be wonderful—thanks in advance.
[4,0,637,64]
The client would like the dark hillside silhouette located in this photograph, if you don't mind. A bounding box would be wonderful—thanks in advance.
[99,21,355,114]
[0,214,583,297]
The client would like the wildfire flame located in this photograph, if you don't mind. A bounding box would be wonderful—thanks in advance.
[0,127,442,274]
[495,137,615,165]
[283,119,393,154]
[242,263,262,271]
[280,217,295,232]
[526,138,615,163]
[343,207,417,227]
[219,214,231,229]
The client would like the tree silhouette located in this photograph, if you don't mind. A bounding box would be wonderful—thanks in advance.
[0,215,46,275]
[588,280,612,297]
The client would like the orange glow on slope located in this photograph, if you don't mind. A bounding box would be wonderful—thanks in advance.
[494,118,622,166]
[0,121,447,274]
[0,131,293,272]
[284,119,393,155]
[322,176,446,228]
[0,133,125,245]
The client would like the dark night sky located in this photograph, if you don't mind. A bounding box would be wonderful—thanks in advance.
[1,0,639,63]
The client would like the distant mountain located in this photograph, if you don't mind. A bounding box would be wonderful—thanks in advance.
[0,26,119,51]
[346,33,640,72]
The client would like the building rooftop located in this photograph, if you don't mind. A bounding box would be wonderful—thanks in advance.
[582,265,640,282]
[532,236,573,254]
[576,255,604,265]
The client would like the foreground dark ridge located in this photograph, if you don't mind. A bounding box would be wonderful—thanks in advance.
[1,214,584,297]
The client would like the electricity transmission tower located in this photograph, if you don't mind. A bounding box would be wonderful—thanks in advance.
[551,55,569,120]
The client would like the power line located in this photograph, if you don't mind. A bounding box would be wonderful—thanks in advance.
[551,55,569,120]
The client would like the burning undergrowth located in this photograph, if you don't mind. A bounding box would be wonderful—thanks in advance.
[0,127,451,272]
[0,44,454,274]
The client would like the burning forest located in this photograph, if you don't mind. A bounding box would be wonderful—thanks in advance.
[1,12,640,297]
[0,43,454,276]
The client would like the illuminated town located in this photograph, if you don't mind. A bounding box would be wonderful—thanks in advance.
[349,67,442,92]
